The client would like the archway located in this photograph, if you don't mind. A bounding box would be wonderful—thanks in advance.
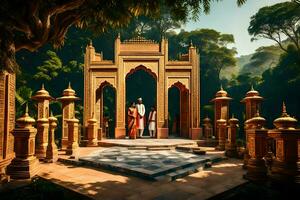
[96,82,116,139]
[125,66,157,137]
[168,82,190,138]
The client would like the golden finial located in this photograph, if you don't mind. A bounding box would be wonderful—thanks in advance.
[117,32,121,39]
[25,103,29,116]
[220,84,224,91]
[255,109,260,117]
[232,113,235,118]
[68,82,72,89]
[41,83,45,90]
[251,84,254,91]
[281,101,289,117]
[50,111,54,117]
[89,40,93,46]
[190,40,193,47]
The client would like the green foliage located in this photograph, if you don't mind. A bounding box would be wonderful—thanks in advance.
[248,1,300,53]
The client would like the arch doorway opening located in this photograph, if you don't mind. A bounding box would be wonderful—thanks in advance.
[126,66,157,137]
[96,82,116,139]
[168,82,190,138]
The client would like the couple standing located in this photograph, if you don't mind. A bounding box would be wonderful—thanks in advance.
[127,97,156,139]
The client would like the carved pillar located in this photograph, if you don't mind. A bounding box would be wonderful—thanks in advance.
[7,106,39,179]
[268,103,300,185]
[87,114,98,147]
[0,71,15,183]
[244,111,268,182]
[215,119,227,151]
[203,116,213,139]
[57,83,79,149]
[241,86,264,168]
[32,84,53,160]
[225,116,239,157]
[45,114,58,163]
[66,118,79,156]
[211,86,232,139]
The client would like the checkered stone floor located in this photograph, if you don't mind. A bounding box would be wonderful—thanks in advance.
[79,147,223,181]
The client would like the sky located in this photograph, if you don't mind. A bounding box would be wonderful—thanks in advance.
[183,0,287,56]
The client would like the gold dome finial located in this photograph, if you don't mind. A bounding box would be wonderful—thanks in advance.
[68,82,72,89]
[89,40,93,46]
[41,83,45,90]
[282,101,287,116]
[190,40,193,47]
[251,84,254,91]
[220,84,224,91]
[25,103,29,116]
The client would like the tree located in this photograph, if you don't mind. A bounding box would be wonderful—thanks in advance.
[0,0,247,72]
[248,1,300,54]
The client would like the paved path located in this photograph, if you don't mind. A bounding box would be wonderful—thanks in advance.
[98,138,196,147]
[38,158,247,200]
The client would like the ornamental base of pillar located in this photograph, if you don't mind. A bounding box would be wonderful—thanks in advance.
[115,127,126,139]
[87,139,98,147]
[66,142,79,156]
[190,128,202,140]
[215,140,225,151]
[225,145,238,158]
[270,160,300,185]
[97,128,103,140]
[61,138,68,150]
[245,158,268,182]
[45,146,58,163]
[7,157,39,179]
[35,144,48,160]
[157,128,168,139]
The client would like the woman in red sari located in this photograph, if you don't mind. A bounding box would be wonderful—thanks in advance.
[127,102,138,139]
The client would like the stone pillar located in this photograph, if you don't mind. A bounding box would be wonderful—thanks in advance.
[241,86,264,168]
[7,106,39,179]
[66,118,80,156]
[57,83,79,149]
[225,115,239,157]
[211,86,232,139]
[87,113,98,147]
[0,71,16,183]
[244,111,268,182]
[35,118,49,160]
[203,116,213,139]
[268,103,300,185]
[215,119,227,151]
[45,114,58,163]
[32,84,53,160]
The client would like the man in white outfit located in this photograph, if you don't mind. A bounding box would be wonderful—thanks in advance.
[148,106,157,138]
[136,97,145,137]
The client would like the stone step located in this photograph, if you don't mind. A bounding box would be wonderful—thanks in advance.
[147,147,172,151]
[155,166,202,182]
[127,147,147,150]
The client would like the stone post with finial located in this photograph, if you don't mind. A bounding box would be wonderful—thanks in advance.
[87,112,98,147]
[7,104,39,179]
[215,119,227,151]
[203,116,213,139]
[211,85,232,139]
[244,110,268,182]
[57,82,79,149]
[45,112,58,162]
[225,115,239,157]
[241,85,264,169]
[268,102,300,185]
[32,84,54,160]
[66,117,80,156]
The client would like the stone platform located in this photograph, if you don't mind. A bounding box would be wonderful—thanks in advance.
[98,138,196,148]
[76,147,224,181]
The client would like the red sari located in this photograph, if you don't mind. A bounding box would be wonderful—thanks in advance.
[128,107,137,139]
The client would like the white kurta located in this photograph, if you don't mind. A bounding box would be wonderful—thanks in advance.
[136,103,145,129]
[148,111,156,131]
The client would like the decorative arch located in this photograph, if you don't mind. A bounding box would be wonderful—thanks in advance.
[126,65,157,80]
[169,81,188,92]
